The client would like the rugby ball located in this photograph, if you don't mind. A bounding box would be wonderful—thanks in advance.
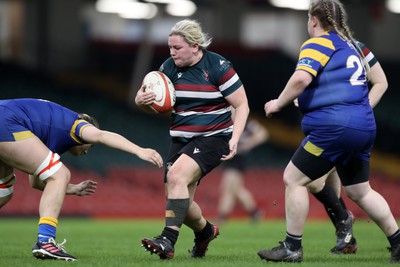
[142,71,176,113]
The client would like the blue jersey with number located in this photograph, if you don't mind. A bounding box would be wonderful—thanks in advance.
[0,98,91,154]
[160,50,242,142]
[296,31,375,131]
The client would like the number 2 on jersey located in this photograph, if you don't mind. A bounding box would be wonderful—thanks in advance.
[346,55,366,86]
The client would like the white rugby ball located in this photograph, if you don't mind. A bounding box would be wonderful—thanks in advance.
[142,71,176,113]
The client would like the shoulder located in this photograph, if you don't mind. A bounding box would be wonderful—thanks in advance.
[301,34,335,51]
[203,50,233,73]
[160,57,174,71]
[205,50,230,64]
[158,57,177,80]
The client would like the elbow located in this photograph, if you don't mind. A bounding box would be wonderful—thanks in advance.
[245,105,250,117]
[383,81,389,92]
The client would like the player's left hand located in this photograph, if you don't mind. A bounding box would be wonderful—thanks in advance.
[69,180,98,196]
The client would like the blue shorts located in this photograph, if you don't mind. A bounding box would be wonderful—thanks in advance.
[301,125,376,164]
[292,125,376,185]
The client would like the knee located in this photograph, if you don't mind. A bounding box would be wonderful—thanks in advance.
[306,179,325,194]
[64,167,71,182]
[44,166,71,186]
[57,166,71,184]
[306,182,319,193]
[282,169,302,188]
[166,168,184,188]
[344,183,370,202]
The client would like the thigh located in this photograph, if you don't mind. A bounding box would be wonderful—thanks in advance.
[165,136,230,183]
[291,145,334,180]
[283,161,314,187]
[169,153,203,186]
[0,136,52,174]
[336,158,370,186]
[185,136,230,176]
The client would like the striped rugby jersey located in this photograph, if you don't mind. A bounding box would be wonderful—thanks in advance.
[160,50,243,142]
[357,41,377,67]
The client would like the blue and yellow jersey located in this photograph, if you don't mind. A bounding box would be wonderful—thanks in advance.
[296,31,375,130]
[0,98,91,154]
[160,50,243,142]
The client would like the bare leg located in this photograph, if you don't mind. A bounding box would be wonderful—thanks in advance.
[218,168,241,220]
[184,200,206,232]
[38,166,71,218]
[345,182,398,236]
[284,161,312,236]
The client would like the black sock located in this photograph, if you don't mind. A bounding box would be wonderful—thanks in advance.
[161,227,179,246]
[339,197,347,210]
[388,230,400,248]
[312,184,348,225]
[285,232,302,251]
[195,221,213,241]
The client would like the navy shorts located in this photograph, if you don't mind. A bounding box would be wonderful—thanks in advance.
[292,125,376,186]
[300,125,376,164]
[164,135,230,183]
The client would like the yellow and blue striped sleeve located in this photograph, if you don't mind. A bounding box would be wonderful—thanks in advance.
[296,36,335,77]
[70,119,91,144]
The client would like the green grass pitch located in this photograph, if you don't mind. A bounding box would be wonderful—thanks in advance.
[0,218,395,266]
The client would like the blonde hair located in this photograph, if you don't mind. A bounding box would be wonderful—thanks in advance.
[170,19,212,50]
[309,0,370,78]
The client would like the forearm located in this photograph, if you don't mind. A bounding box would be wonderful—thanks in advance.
[368,62,388,108]
[369,83,387,108]
[98,131,144,156]
[66,184,78,195]
[231,104,250,144]
[30,174,78,195]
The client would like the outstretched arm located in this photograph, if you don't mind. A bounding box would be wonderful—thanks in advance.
[80,126,164,168]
